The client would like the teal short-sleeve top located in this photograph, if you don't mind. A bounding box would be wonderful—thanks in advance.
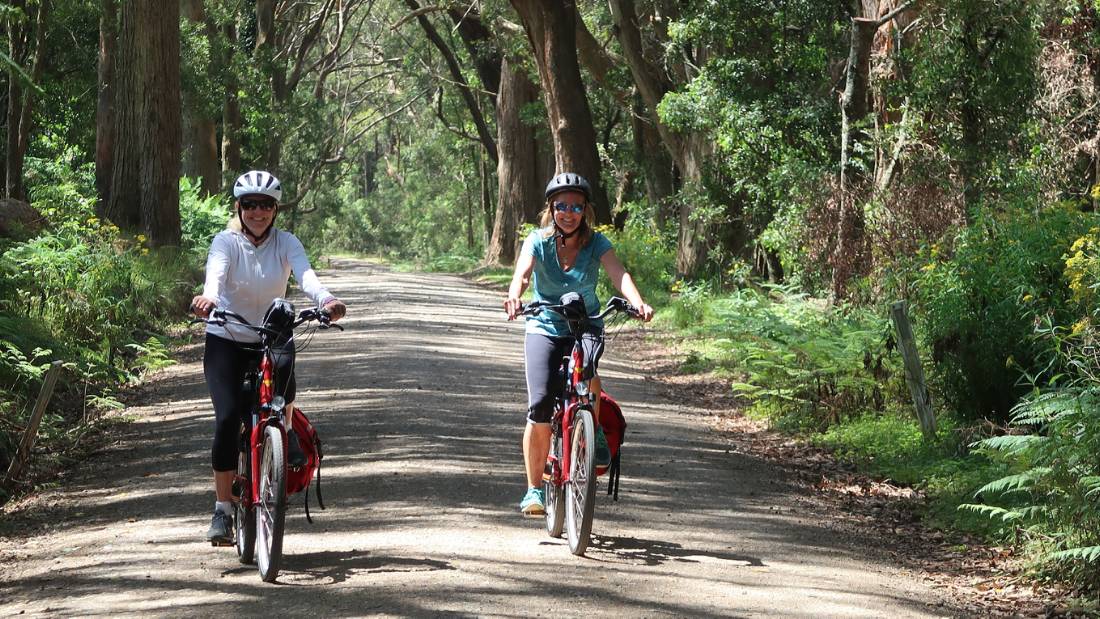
[521,227,613,336]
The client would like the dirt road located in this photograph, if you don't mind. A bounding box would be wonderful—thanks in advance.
[0,259,960,617]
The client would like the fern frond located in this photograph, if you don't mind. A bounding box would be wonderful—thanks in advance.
[973,467,1052,497]
[1049,546,1100,563]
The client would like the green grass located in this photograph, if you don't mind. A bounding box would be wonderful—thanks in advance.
[812,412,1008,533]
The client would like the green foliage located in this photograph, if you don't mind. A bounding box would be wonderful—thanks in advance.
[961,385,1100,589]
[910,203,1097,422]
[0,156,191,486]
[671,285,901,430]
[179,176,228,254]
[816,412,1007,533]
[594,217,675,308]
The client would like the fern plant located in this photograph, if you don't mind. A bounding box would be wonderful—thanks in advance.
[961,385,1100,588]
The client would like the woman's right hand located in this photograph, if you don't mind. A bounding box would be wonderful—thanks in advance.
[191,295,216,318]
[504,297,523,320]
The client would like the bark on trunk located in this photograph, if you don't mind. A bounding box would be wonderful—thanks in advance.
[5,0,48,201]
[631,93,676,229]
[609,0,717,277]
[486,57,540,265]
[106,0,181,246]
[181,0,221,195]
[510,0,611,225]
[839,17,877,191]
[832,16,878,299]
[447,8,501,105]
[221,22,241,174]
[406,0,497,163]
[96,0,117,212]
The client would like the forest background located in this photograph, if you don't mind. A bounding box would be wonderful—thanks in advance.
[2,0,1100,599]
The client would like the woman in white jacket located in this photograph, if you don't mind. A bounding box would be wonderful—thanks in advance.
[191,170,346,544]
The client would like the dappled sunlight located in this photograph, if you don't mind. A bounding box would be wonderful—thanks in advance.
[0,261,953,616]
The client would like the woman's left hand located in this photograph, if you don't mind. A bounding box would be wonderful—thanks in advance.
[635,303,654,322]
[323,299,347,321]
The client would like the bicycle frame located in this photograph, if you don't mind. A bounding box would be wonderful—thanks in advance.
[240,352,288,512]
[550,343,591,487]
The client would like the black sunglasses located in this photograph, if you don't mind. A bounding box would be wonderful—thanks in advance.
[553,201,585,214]
[240,197,276,211]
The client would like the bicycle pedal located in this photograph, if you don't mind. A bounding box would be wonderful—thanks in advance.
[210,539,234,547]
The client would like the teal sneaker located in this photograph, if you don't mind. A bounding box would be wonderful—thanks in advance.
[595,427,612,467]
[520,487,545,516]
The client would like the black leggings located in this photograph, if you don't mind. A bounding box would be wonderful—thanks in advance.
[204,333,296,472]
[524,332,604,424]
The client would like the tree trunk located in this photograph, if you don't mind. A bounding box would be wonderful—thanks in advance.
[447,8,501,106]
[832,15,878,300]
[486,57,540,265]
[609,0,716,277]
[631,93,676,229]
[181,0,221,195]
[255,0,285,170]
[839,17,877,191]
[106,0,181,246]
[5,0,48,201]
[675,137,711,277]
[510,0,611,225]
[221,22,242,174]
[96,0,117,213]
[406,0,497,163]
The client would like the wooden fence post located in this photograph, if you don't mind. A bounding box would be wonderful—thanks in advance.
[889,301,937,440]
[4,360,64,490]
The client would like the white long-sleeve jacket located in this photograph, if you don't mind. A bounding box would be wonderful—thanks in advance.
[202,229,335,343]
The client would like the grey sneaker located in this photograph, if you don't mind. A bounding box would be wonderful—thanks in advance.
[207,509,233,545]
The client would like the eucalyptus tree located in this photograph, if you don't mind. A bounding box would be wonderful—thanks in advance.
[509,0,612,225]
[102,0,181,246]
[4,0,49,201]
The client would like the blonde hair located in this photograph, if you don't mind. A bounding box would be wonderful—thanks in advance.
[539,199,594,247]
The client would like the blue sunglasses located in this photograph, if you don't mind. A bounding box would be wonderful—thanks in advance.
[553,202,585,214]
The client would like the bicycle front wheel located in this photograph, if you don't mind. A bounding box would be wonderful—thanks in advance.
[235,448,256,564]
[256,424,287,583]
[544,431,565,538]
[565,408,597,556]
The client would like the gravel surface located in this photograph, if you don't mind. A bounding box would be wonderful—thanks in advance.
[0,259,964,617]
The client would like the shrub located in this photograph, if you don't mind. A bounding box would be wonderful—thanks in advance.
[910,203,1096,423]
[961,386,1100,590]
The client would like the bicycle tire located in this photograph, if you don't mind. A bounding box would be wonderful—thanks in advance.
[544,432,565,537]
[235,449,256,564]
[565,409,597,556]
[256,424,287,583]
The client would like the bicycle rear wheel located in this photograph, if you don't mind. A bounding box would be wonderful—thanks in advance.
[256,424,287,582]
[544,430,565,538]
[565,408,597,556]
[235,448,256,564]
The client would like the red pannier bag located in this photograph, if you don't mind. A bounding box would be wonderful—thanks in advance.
[596,391,626,501]
[286,407,325,522]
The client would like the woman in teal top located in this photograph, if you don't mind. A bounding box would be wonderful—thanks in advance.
[504,172,654,517]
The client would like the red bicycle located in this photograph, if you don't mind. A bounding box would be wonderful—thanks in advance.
[193,299,341,582]
[521,295,638,555]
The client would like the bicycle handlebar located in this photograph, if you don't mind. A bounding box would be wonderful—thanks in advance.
[520,296,640,321]
[189,306,344,333]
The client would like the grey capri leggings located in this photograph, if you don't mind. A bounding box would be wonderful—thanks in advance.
[524,331,604,424]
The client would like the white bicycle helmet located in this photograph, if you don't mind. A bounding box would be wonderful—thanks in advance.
[233,170,282,201]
